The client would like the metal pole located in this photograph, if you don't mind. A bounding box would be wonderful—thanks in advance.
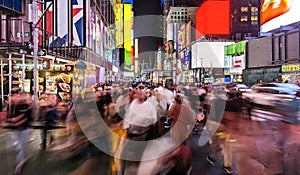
[21,19,24,46]
[21,52,25,92]
[8,54,12,98]
[8,53,12,116]
[33,0,39,117]
[1,58,4,105]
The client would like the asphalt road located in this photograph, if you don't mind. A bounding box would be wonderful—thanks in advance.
[1,111,300,175]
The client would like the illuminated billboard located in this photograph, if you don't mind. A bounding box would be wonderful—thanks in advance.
[195,0,230,39]
[191,42,234,69]
[115,4,124,47]
[124,3,133,71]
[261,0,300,32]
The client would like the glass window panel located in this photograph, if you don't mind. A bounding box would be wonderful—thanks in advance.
[14,0,22,12]
[4,0,13,9]
[241,7,248,12]
[251,16,258,21]
[251,7,258,12]
[241,16,248,22]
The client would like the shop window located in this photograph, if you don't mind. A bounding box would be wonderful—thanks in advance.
[241,7,248,12]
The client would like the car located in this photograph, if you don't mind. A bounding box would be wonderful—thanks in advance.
[235,84,252,93]
[242,83,300,111]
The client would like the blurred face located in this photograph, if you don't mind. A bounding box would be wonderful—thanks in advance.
[57,101,68,114]
[137,90,147,102]
[41,93,49,101]
[11,94,20,103]
[48,94,57,106]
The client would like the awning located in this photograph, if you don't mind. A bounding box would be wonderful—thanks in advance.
[65,60,96,72]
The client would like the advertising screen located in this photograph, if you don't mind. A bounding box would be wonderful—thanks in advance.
[124,3,133,71]
[260,0,300,32]
[191,42,234,69]
[195,0,230,39]
[115,4,124,47]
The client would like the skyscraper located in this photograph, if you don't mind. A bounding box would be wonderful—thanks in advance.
[133,0,163,72]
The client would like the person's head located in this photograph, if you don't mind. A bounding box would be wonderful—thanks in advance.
[56,101,68,115]
[174,94,183,104]
[40,93,49,101]
[65,93,72,102]
[48,94,58,106]
[10,93,20,103]
[136,89,147,102]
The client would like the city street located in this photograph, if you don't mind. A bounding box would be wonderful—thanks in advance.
[1,111,300,175]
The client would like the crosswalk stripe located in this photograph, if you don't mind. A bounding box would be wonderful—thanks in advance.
[250,108,283,121]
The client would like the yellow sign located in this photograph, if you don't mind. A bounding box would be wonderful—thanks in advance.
[282,64,300,73]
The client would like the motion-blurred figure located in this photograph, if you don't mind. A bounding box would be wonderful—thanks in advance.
[6,93,33,165]
[204,88,233,174]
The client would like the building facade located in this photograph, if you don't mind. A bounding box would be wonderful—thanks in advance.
[0,0,121,101]
[230,0,260,41]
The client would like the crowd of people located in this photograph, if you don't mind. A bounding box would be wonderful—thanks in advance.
[0,81,234,175]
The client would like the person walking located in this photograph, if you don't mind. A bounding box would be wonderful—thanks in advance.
[204,88,234,174]
[6,93,33,165]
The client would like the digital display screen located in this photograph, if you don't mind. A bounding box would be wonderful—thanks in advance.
[260,0,300,32]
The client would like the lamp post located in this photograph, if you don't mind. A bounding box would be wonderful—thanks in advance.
[32,0,39,119]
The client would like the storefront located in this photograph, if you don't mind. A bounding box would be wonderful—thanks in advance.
[224,41,246,83]
[39,60,96,100]
[40,65,74,100]
[243,66,281,85]
[281,63,300,84]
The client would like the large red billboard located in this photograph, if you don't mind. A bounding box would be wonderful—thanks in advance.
[195,0,230,39]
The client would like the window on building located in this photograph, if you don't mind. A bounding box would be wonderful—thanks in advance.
[241,16,248,21]
[251,16,258,21]
[241,7,248,12]
[251,7,258,12]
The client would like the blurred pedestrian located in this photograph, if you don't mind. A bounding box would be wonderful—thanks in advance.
[6,93,33,165]
[204,88,233,174]
[41,94,58,149]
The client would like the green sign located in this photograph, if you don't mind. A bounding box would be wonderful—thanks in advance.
[124,49,132,71]
[225,41,246,56]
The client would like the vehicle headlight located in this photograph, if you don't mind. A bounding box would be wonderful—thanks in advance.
[282,98,293,102]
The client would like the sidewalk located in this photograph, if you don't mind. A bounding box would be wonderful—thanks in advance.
[0,127,70,175]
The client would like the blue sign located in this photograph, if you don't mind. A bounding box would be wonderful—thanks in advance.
[225,77,231,83]
[184,51,190,65]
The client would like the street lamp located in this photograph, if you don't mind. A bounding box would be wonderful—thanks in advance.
[32,0,39,117]
[31,0,53,118]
